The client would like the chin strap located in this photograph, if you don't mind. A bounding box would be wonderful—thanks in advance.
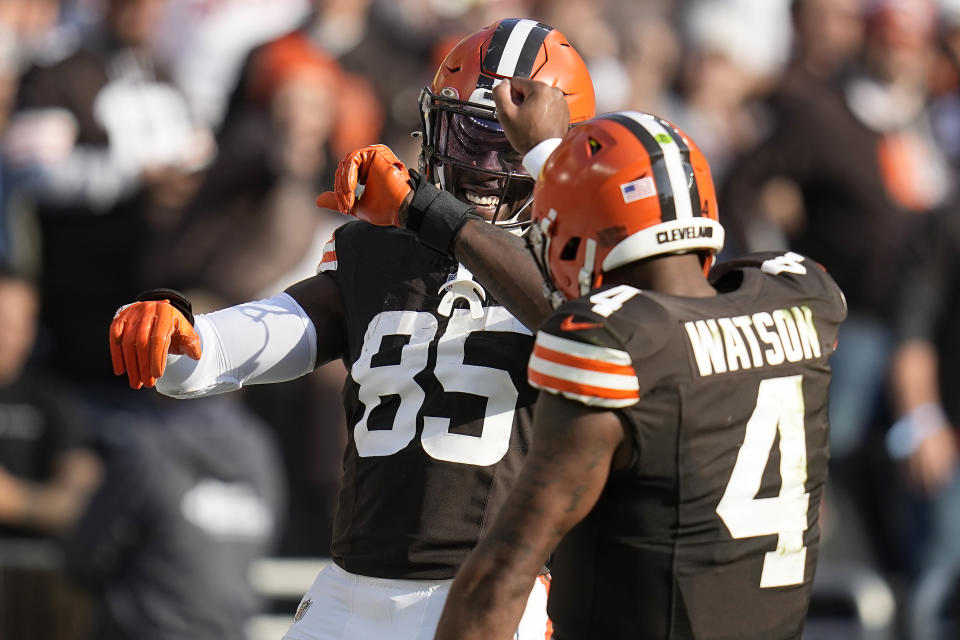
[406,169,484,258]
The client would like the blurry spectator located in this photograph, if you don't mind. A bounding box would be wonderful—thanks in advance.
[683,0,794,83]
[152,31,351,306]
[789,0,865,79]
[65,394,285,640]
[0,265,101,639]
[721,0,948,465]
[341,0,452,159]
[667,45,766,183]
[719,0,864,257]
[0,4,289,637]
[191,0,384,304]
[851,0,950,212]
[665,0,781,184]
[220,0,384,159]
[887,206,960,588]
[0,267,100,537]
[3,0,215,381]
[537,0,629,111]
[0,0,66,75]
[155,0,311,129]
[0,0,66,278]
[149,28,354,558]
[0,43,17,269]
[617,8,681,116]
[929,2,960,176]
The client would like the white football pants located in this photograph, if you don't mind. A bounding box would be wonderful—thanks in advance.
[282,562,551,640]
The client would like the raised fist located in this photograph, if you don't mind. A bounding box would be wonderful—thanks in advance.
[109,299,201,389]
[492,78,569,155]
[316,144,411,226]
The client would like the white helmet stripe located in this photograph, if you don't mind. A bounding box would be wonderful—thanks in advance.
[579,238,597,297]
[496,19,539,77]
[620,111,694,220]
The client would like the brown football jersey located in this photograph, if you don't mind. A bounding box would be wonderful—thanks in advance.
[529,251,846,639]
[319,221,537,579]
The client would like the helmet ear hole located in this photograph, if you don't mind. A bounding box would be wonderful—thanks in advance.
[588,138,602,156]
[559,237,581,260]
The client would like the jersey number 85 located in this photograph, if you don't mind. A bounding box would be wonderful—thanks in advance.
[351,308,531,467]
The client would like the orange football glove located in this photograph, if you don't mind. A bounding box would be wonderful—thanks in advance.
[315,191,338,210]
[109,300,201,389]
[318,144,411,226]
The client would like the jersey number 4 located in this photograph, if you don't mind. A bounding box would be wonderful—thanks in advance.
[351,308,529,467]
[716,375,810,588]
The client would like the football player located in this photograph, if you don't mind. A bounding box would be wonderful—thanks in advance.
[435,94,848,638]
[108,19,594,640]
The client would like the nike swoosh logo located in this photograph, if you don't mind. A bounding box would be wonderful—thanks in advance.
[560,315,602,331]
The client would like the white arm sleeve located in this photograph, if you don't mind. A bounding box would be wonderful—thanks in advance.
[156,292,318,399]
[522,137,562,179]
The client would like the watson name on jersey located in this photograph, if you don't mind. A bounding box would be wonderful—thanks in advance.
[528,251,846,639]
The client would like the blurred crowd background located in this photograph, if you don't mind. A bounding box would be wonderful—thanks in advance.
[1,0,959,637]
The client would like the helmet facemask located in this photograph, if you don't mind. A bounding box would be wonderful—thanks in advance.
[526,209,569,309]
[418,87,535,232]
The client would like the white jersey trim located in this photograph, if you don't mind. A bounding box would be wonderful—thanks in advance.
[528,355,639,391]
[534,331,632,365]
[317,239,337,273]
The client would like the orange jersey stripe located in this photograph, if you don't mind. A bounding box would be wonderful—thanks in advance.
[533,343,635,376]
[321,249,337,264]
[538,574,553,640]
[528,368,640,400]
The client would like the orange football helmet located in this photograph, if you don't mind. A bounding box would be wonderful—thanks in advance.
[528,111,724,306]
[418,18,595,229]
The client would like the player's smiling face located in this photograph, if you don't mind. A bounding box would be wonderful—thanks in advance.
[450,162,533,222]
[455,159,506,218]
[438,112,534,222]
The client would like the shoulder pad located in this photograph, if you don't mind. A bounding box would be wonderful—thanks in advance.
[529,294,640,409]
[712,251,846,318]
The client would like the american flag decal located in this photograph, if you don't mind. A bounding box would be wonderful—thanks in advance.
[620,176,657,203]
